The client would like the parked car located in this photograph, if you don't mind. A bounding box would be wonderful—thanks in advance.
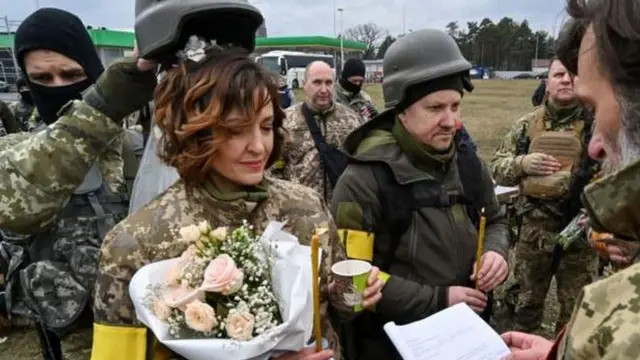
[512,73,536,79]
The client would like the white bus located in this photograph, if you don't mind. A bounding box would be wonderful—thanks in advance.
[255,50,335,88]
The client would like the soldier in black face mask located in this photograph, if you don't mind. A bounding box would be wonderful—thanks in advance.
[335,58,378,122]
[8,77,35,131]
[14,8,105,127]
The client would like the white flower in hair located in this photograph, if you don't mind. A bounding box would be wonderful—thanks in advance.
[177,35,216,63]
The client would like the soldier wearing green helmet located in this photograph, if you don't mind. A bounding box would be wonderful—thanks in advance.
[330,29,509,360]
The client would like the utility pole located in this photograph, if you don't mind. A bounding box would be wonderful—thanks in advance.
[535,34,539,60]
[338,8,344,70]
[402,0,406,35]
[35,0,40,9]
[333,0,337,37]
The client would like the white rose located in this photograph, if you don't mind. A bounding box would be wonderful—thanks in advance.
[198,221,211,234]
[210,227,229,241]
[179,225,201,244]
[225,311,255,341]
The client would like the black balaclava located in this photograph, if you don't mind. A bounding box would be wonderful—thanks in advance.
[339,58,366,94]
[15,77,33,106]
[14,8,104,124]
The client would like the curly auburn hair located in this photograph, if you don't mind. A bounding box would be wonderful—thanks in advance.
[153,46,285,188]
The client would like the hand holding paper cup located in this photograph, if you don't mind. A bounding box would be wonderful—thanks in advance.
[331,260,372,313]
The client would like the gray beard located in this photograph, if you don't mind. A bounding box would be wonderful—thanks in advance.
[601,112,640,175]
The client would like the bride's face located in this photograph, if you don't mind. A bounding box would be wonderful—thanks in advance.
[210,101,275,187]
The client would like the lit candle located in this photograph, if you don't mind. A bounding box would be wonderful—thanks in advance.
[475,208,487,290]
[311,232,322,352]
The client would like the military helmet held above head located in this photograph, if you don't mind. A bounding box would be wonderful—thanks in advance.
[135,0,264,60]
[382,28,473,109]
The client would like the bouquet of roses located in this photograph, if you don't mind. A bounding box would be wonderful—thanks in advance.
[129,221,319,360]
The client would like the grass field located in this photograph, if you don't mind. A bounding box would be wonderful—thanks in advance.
[0,80,549,359]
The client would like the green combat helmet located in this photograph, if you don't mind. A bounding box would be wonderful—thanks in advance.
[382,28,473,109]
[135,0,264,61]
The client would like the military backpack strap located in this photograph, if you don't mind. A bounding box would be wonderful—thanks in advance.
[455,132,485,227]
[370,163,414,272]
[122,129,144,198]
[301,103,349,188]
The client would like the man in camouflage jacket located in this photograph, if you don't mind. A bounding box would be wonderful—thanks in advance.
[502,3,640,358]
[270,60,362,203]
[490,58,598,335]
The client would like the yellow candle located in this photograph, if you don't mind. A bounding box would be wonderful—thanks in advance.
[475,208,487,290]
[311,232,322,352]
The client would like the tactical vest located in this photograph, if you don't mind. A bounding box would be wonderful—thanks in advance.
[521,107,585,200]
[371,132,486,271]
[0,125,129,334]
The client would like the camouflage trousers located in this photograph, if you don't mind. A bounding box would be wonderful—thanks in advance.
[511,222,598,335]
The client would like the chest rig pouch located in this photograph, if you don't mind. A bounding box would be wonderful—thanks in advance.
[521,115,584,200]
[0,163,129,334]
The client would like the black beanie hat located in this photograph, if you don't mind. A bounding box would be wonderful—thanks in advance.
[398,73,470,112]
[341,58,366,80]
[14,8,104,124]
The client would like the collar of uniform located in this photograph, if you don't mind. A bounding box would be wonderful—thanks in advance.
[303,101,336,118]
[392,118,455,173]
[582,158,640,241]
[544,99,582,128]
[201,178,269,203]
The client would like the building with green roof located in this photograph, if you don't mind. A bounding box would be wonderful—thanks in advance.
[0,28,366,84]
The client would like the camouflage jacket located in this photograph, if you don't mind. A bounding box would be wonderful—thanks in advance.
[8,100,34,132]
[553,158,640,359]
[92,178,347,359]
[334,83,378,123]
[270,102,362,202]
[28,107,126,195]
[0,100,124,233]
[490,103,589,226]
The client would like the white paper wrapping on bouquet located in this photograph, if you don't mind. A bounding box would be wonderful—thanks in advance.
[129,221,322,360]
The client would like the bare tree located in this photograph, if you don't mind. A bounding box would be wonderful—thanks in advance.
[343,23,388,59]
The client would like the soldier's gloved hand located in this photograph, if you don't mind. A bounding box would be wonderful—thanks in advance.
[520,153,561,176]
[83,48,157,125]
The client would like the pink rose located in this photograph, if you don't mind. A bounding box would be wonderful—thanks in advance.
[165,246,198,285]
[225,311,255,341]
[184,300,217,333]
[201,254,244,295]
[151,298,172,321]
[164,285,204,310]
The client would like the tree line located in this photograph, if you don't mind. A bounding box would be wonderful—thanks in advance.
[342,17,556,71]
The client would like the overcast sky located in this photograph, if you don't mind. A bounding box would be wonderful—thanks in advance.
[1,0,569,38]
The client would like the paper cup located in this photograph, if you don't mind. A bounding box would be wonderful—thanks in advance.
[331,259,371,313]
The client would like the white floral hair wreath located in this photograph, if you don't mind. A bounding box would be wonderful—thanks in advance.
[176,35,232,64]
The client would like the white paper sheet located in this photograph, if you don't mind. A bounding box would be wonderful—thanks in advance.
[384,303,511,360]
[494,185,519,197]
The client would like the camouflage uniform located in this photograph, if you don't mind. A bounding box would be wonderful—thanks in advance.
[270,102,362,203]
[0,100,125,233]
[0,100,127,359]
[549,158,640,359]
[490,102,598,335]
[91,177,347,360]
[28,107,126,195]
[334,82,378,123]
[8,100,34,132]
